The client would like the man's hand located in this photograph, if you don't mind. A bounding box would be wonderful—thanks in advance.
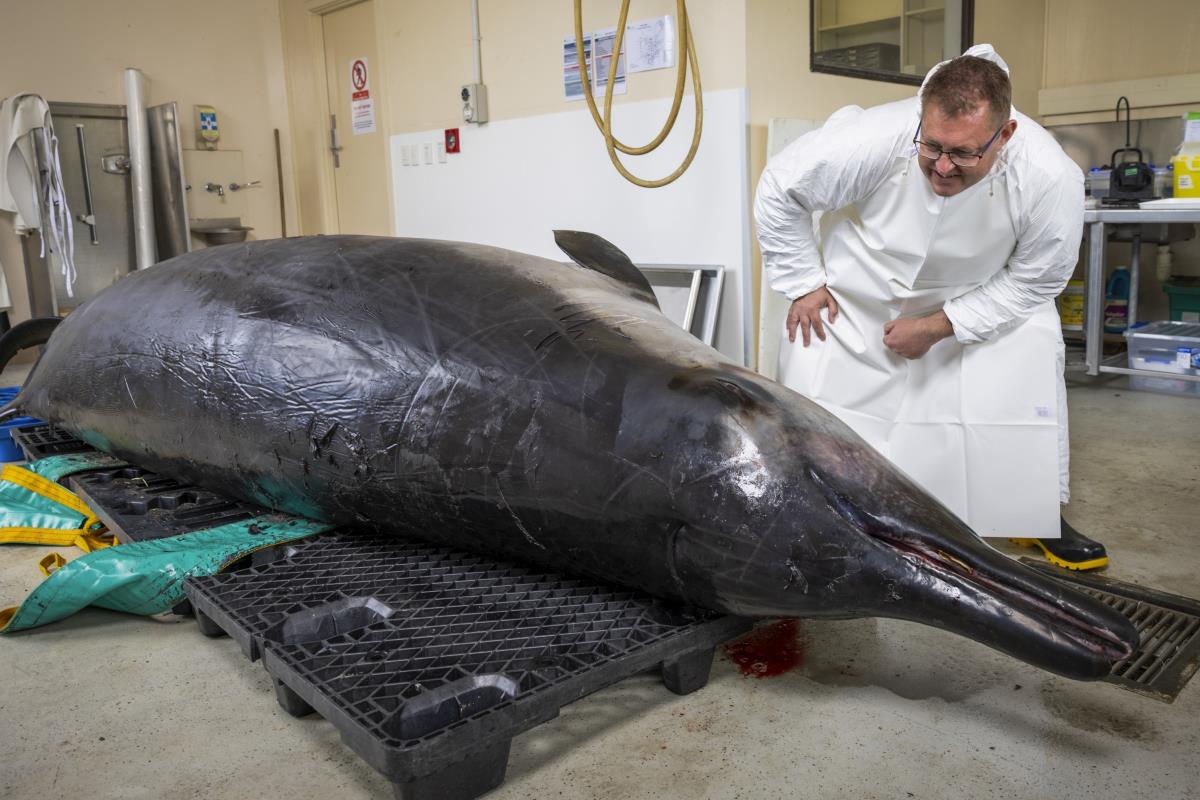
[787,286,839,346]
[882,311,954,359]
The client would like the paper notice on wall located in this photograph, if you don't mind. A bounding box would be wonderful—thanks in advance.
[626,15,675,73]
[349,57,376,134]
[563,28,626,101]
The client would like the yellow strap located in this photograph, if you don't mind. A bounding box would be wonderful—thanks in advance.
[0,527,115,548]
[39,552,66,576]
[76,531,116,552]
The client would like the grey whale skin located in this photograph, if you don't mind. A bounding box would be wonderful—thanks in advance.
[13,233,1136,679]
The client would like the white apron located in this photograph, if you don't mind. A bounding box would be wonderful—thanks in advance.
[778,156,1064,539]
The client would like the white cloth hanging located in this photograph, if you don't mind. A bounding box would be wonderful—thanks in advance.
[0,92,77,303]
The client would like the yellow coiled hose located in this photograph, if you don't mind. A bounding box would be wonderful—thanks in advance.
[573,0,703,188]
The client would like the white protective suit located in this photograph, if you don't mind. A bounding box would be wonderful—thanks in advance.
[755,46,1083,539]
[0,92,76,303]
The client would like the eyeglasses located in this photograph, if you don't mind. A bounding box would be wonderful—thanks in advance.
[913,122,1006,168]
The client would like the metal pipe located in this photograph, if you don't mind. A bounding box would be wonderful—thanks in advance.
[74,125,99,245]
[275,128,287,238]
[147,101,190,258]
[124,67,157,269]
[470,0,482,85]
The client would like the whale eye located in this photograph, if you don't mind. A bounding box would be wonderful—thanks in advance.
[667,369,765,413]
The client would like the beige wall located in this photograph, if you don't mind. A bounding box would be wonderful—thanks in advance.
[281,0,748,235]
[974,0,1045,117]
[382,0,747,132]
[0,0,298,324]
[745,0,916,357]
[1044,0,1200,89]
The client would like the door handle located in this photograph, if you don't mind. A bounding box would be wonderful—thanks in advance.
[329,114,343,168]
[75,124,99,244]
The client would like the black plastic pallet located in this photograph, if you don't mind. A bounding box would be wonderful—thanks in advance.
[9,424,271,543]
[10,423,92,460]
[70,466,271,543]
[187,532,750,800]
[42,437,751,799]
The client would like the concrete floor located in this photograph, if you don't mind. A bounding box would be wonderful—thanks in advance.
[0,367,1197,800]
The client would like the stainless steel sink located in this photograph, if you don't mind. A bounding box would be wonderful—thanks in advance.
[190,217,254,245]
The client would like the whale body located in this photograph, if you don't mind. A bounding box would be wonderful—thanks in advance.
[9,233,1137,679]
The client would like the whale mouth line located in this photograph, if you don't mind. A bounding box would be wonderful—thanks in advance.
[869,531,1133,663]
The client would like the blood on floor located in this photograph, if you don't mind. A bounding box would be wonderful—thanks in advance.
[723,618,806,678]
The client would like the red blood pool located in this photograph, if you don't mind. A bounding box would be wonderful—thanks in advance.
[723,619,806,678]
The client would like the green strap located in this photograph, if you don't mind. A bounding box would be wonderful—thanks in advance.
[1,515,332,633]
[25,452,130,484]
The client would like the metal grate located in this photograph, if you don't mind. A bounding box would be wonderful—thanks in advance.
[1021,559,1200,702]
[1090,589,1200,701]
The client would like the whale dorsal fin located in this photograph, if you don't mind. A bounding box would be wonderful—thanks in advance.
[553,230,659,307]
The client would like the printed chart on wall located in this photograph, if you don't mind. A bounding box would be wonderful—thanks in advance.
[625,15,675,73]
[350,57,376,134]
[563,27,626,101]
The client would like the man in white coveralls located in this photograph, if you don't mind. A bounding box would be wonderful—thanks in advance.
[755,45,1107,570]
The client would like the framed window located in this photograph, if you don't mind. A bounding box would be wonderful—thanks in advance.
[811,1,974,86]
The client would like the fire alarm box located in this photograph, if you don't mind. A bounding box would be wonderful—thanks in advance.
[445,128,460,154]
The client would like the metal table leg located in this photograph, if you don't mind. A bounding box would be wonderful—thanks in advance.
[1128,232,1141,328]
[1085,221,1106,375]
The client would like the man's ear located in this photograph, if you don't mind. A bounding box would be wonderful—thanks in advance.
[1000,118,1018,144]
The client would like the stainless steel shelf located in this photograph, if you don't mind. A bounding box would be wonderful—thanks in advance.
[1097,353,1200,382]
[1082,208,1200,391]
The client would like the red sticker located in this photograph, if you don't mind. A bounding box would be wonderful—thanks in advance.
[351,59,368,91]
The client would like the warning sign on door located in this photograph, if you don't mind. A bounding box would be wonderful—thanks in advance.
[350,57,376,135]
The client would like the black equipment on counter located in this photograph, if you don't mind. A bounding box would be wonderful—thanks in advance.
[1103,96,1156,206]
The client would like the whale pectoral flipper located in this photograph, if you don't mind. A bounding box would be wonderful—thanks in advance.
[553,230,660,307]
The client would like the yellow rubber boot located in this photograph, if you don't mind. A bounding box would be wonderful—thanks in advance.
[1010,518,1109,571]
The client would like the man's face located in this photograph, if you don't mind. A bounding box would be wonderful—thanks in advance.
[917,104,1016,197]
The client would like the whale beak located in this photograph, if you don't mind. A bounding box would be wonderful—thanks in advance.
[858,515,1137,680]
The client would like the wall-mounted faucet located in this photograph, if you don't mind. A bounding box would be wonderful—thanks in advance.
[203,181,225,198]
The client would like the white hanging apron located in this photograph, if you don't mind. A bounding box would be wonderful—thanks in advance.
[779,155,1064,539]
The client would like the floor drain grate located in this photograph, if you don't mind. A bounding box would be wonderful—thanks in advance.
[1021,559,1200,702]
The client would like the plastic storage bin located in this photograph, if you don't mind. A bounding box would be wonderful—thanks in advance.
[1058,280,1085,331]
[1105,266,1131,332]
[1124,321,1200,397]
[1086,168,1111,200]
[1172,153,1200,199]
[1164,277,1200,323]
[0,387,43,462]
